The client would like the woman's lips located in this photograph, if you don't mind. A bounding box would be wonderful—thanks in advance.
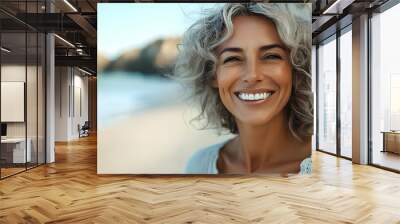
[233,90,275,104]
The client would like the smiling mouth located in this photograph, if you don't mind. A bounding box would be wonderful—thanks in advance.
[234,90,275,102]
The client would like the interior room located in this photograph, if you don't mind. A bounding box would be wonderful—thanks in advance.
[0,15,46,177]
[313,0,400,172]
[0,0,399,223]
[370,3,400,171]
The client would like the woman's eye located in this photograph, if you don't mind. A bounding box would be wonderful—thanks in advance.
[223,56,241,64]
[262,54,282,60]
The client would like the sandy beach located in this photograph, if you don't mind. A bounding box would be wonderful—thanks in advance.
[98,102,234,174]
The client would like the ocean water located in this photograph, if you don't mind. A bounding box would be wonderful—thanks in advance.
[98,72,185,127]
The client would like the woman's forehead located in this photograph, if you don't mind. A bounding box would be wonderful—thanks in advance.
[217,15,284,52]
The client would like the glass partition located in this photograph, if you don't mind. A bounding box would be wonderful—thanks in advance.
[0,1,46,179]
[27,0,39,168]
[1,30,28,177]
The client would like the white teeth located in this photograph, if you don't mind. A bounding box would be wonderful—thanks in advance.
[237,92,272,101]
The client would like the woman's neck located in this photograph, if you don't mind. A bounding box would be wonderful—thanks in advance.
[233,112,302,173]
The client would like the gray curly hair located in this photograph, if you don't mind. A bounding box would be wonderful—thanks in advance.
[174,3,313,140]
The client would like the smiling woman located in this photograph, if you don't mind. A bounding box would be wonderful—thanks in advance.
[174,3,312,175]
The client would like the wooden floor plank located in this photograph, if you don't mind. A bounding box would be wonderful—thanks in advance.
[0,135,399,223]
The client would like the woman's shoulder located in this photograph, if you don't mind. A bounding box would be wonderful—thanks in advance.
[185,140,312,175]
[185,141,225,174]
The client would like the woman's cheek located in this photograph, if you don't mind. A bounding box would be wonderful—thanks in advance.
[218,67,240,84]
[216,71,230,89]
[271,65,292,89]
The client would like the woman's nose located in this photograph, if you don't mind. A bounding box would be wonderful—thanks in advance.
[242,59,263,83]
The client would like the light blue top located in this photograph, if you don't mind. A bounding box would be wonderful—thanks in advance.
[186,141,312,174]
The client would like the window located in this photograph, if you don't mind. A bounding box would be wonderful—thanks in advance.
[371,2,400,171]
[339,28,352,158]
[317,36,337,154]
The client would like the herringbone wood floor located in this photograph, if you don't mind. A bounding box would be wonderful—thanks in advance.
[0,135,400,224]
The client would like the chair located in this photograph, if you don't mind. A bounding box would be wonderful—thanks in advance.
[79,121,90,138]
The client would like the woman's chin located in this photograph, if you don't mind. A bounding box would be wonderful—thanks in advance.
[236,116,275,127]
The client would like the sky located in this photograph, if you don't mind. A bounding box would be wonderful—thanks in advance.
[98,3,219,60]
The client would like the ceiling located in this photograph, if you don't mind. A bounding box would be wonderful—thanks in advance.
[312,0,391,44]
[0,0,397,74]
[0,0,98,74]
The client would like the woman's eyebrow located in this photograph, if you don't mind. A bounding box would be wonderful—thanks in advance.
[218,47,242,56]
[218,44,286,56]
[260,44,286,52]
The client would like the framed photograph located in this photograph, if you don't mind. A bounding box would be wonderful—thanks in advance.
[98,3,313,175]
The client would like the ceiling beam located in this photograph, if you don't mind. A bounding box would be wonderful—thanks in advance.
[67,13,97,44]
[55,55,96,73]
[322,0,356,14]
[312,15,335,33]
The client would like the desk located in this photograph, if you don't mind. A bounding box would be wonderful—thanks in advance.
[1,138,31,163]
[382,131,400,154]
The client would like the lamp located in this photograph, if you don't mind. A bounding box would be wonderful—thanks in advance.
[54,34,75,48]
[78,67,93,76]
[63,0,78,12]
[1,47,11,53]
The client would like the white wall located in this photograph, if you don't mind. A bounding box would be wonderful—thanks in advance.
[1,66,26,137]
[72,73,89,138]
[55,67,89,141]
[1,63,46,164]
[55,66,70,141]
[1,65,38,138]
[1,82,25,122]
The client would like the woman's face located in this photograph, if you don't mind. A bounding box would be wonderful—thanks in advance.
[214,15,292,128]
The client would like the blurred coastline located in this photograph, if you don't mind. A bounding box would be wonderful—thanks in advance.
[98,37,180,76]
[98,71,185,127]
[97,71,233,173]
